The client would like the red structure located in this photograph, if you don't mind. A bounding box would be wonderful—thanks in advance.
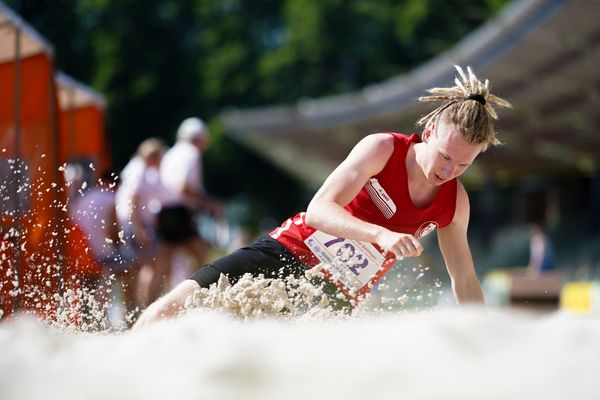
[0,3,110,320]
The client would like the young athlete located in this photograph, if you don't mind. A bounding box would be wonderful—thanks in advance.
[133,65,511,328]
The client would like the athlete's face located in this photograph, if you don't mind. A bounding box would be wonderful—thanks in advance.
[421,117,483,186]
[193,135,209,152]
[146,151,162,168]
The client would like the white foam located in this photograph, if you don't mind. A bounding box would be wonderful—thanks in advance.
[1,307,599,400]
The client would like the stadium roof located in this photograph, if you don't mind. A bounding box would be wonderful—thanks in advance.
[221,0,600,188]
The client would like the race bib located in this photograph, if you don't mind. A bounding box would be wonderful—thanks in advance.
[304,230,394,299]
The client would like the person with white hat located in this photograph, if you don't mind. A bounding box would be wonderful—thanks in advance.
[155,117,222,296]
[162,117,209,208]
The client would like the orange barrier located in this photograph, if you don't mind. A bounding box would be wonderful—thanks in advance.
[0,52,65,318]
[57,73,111,179]
[0,237,16,317]
[0,7,113,321]
[62,221,103,279]
[0,2,115,321]
[55,75,112,314]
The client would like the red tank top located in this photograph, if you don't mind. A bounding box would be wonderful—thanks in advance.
[270,133,458,267]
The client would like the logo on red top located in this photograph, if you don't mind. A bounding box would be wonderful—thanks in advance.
[364,178,396,219]
[415,221,438,239]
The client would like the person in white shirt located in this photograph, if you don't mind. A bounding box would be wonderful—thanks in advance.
[158,118,222,281]
[116,138,175,307]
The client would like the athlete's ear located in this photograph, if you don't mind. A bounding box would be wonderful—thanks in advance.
[422,121,434,142]
[422,129,430,142]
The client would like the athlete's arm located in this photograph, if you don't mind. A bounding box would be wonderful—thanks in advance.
[437,182,485,304]
[132,279,200,330]
[184,186,222,215]
[305,134,423,259]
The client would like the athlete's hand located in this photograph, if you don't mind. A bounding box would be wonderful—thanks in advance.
[375,229,423,259]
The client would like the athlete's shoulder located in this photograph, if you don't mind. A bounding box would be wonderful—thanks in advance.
[364,131,415,149]
[379,132,420,150]
[456,180,468,200]
[353,133,395,155]
[453,180,470,220]
[379,131,420,140]
[343,134,396,177]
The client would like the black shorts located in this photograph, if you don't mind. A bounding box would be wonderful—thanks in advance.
[157,204,199,244]
[190,236,308,288]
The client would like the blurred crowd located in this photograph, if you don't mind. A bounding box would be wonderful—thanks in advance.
[65,117,239,327]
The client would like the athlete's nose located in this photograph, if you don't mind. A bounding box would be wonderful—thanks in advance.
[440,164,453,179]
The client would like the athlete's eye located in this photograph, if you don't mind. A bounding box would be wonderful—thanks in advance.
[440,153,451,160]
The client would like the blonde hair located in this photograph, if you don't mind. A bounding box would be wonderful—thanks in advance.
[137,138,166,161]
[417,65,512,149]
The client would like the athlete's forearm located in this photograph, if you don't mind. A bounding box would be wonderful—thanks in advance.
[452,274,485,304]
[305,200,386,243]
